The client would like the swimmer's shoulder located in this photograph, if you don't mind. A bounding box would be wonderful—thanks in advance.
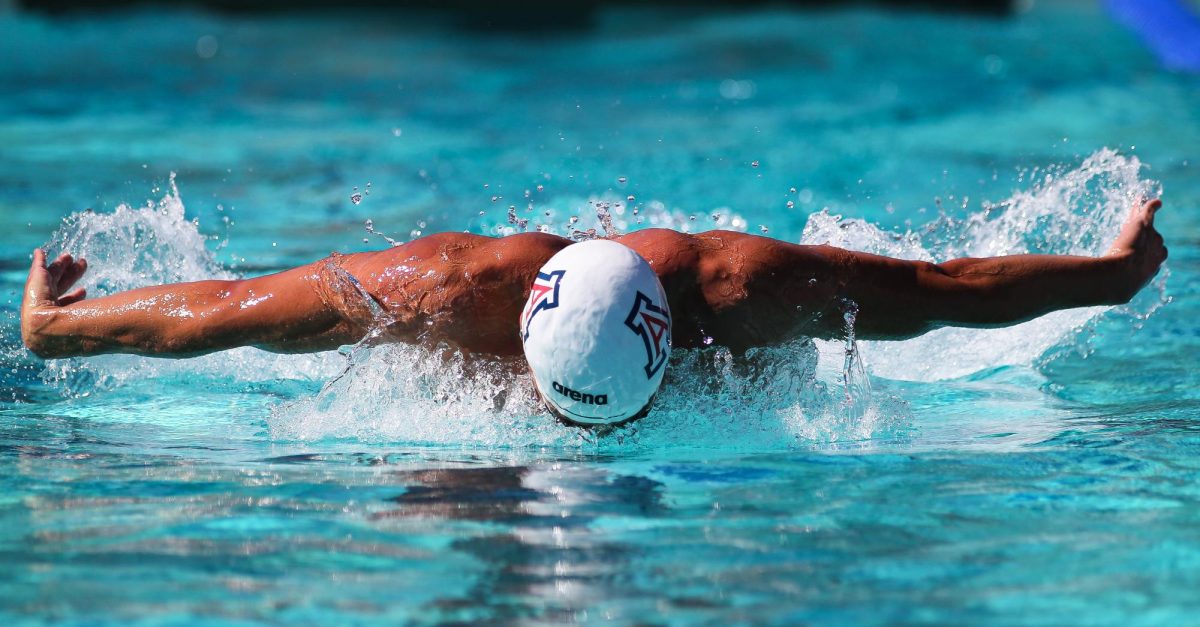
[616,228,694,249]
[491,231,572,258]
[473,232,573,279]
[618,228,766,250]
[616,229,703,267]
[618,228,784,264]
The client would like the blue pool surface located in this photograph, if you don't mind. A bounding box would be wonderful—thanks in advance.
[2,2,1200,624]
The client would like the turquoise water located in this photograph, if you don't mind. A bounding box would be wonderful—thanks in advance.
[3,2,1200,623]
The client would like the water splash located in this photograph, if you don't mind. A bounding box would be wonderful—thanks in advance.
[270,335,902,450]
[840,299,873,423]
[36,176,341,395]
[363,219,402,247]
[804,148,1166,381]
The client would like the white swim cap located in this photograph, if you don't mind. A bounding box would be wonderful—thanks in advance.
[520,240,672,426]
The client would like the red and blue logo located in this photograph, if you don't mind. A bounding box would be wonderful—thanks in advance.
[521,270,565,340]
[625,291,670,378]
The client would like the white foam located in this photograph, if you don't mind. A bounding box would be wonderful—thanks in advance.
[268,336,895,451]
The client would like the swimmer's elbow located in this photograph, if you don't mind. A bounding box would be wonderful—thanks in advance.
[23,332,67,359]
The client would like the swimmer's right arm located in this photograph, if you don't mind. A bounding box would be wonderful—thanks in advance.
[20,250,370,359]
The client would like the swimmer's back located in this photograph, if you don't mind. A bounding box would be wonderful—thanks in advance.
[339,228,839,354]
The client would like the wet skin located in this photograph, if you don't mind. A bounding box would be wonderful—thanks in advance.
[21,200,1166,360]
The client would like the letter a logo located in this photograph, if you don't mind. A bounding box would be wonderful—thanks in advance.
[625,291,671,378]
[521,270,565,341]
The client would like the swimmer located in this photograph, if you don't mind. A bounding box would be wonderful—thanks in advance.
[21,199,1167,426]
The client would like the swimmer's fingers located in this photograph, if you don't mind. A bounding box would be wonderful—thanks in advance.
[1142,198,1162,226]
[25,249,55,305]
[55,287,87,307]
[56,256,88,294]
[44,253,72,285]
[1131,197,1160,222]
[28,250,88,306]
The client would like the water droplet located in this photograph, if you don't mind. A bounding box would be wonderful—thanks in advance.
[751,161,760,168]
[350,192,363,205]
[760,225,769,233]
[617,176,627,184]
[491,196,500,202]
[536,184,545,192]
[627,195,635,202]
[196,35,218,59]
[809,278,817,286]
[703,336,714,346]
[786,200,795,209]
[789,187,797,194]
[391,128,402,137]
[689,215,696,221]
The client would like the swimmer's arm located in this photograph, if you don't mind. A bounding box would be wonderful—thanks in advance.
[829,248,1133,339]
[19,250,367,359]
[788,199,1167,340]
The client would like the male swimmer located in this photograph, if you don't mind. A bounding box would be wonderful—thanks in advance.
[21,199,1166,426]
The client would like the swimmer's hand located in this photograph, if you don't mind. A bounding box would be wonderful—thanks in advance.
[1105,198,1168,301]
[21,249,88,356]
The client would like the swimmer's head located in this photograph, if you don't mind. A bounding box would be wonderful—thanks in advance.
[520,239,672,427]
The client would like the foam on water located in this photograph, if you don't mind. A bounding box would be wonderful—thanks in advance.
[269,335,897,451]
[25,150,1169,448]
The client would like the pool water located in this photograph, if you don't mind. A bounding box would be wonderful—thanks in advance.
[3,2,1200,623]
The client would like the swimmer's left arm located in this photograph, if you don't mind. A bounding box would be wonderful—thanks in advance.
[767,199,1167,340]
